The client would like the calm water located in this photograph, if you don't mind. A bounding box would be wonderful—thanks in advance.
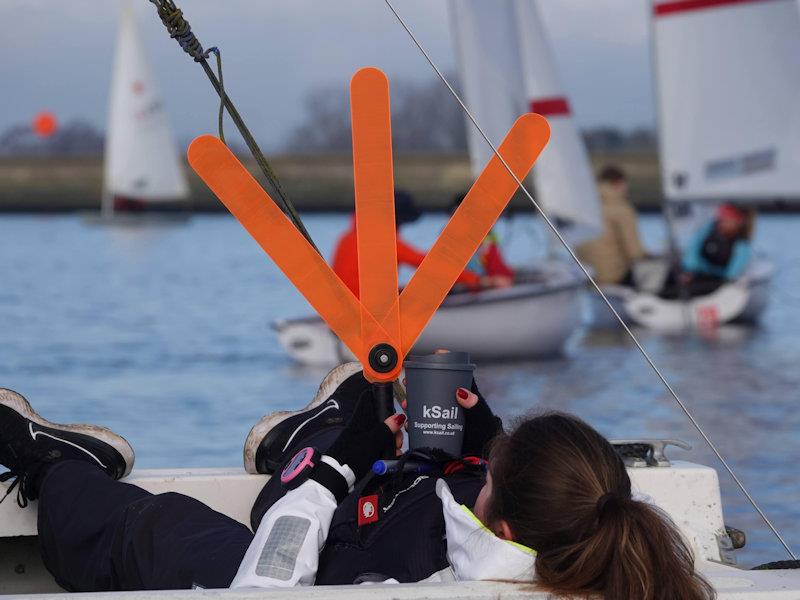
[1,212,799,567]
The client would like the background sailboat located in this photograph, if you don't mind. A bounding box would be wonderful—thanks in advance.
[272,1,595,366]
[594,0,798,330]
[93,5,189,222]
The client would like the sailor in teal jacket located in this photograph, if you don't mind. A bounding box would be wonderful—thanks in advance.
[681,204,752,281]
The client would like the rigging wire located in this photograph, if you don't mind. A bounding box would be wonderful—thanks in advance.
[381,0,796,560]
[147,0,319,254]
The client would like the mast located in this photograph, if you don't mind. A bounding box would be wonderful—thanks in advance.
[647,0,681,258]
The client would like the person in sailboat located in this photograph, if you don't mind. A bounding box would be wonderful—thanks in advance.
[1,368,713,599]
[661,204,753,299]
[331,190,487,297]
[576,166,648,287]
[449,192,514,289]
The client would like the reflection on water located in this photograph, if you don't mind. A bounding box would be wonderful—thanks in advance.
[1,213,799,567]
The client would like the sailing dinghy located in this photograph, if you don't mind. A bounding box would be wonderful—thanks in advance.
[88,5,190,224]
[274,263,582,366]
[593,0,799,330]
[275,0,602,366]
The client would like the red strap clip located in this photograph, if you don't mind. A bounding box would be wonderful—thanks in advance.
[443,456,488,475]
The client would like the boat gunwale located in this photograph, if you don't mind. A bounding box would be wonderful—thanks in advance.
[273,276,584,331]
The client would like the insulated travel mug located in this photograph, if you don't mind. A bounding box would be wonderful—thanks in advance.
[404,352,475,457]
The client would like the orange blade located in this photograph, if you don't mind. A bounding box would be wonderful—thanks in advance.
[396,114,550,353]
[350,67,401,363]
[187,135,391,365]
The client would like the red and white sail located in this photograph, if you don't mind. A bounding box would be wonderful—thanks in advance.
[449,0,601,244]
[512,0,602,243]
[653,0,800,201]
[103,5,188,214]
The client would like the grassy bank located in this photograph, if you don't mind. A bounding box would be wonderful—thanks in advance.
[0,150,664,213]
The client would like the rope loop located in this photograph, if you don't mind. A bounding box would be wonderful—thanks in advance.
[206,47,225,143]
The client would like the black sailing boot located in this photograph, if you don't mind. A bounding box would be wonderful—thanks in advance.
[0,388,134,507]
[243,362,377,474]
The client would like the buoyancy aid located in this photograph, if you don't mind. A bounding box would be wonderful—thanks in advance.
[700,225,736,268]
[315,468,485,584]
[238,455,535,589]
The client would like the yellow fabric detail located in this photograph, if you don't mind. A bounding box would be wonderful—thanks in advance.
[458,505,537,556]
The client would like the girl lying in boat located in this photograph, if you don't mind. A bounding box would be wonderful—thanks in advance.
[0,366,713,599]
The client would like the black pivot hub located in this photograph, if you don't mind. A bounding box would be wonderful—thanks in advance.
[368,343,398,374]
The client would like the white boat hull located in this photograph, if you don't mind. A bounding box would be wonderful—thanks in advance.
[589,259,774,331]
[3,459,799,597]
[273,264,583,366]
[82,212,191,227]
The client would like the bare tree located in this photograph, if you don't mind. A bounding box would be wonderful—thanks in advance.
[0,120,104,157]
[284,85,353,153]
[284,74,468,153]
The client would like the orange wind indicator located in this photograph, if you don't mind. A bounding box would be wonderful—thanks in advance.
[350,68,401,372]
[187,67,550,383]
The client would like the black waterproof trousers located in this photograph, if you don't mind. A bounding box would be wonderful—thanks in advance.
[37,427,343,591]
[38,460,252,591]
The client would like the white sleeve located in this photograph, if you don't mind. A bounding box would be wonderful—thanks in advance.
[230,456,355,589]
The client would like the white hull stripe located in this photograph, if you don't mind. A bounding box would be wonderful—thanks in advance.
[281,399,340,452]
[29,423,107,470]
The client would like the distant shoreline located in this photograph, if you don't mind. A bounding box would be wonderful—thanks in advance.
[1,151,798,214]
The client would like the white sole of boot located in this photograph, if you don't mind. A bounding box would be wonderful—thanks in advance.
[0,388,136,478]
[242,362,363,474]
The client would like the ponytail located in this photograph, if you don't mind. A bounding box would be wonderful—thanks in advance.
[488,413,715,600]
[536,496,713,600]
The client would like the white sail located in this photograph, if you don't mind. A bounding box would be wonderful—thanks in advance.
[653,0,800,202]
[512,0,602,244]
[103,5,189,212]
[448,0,527,179]
[448,0,601,244]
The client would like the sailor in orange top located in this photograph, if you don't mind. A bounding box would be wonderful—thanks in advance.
[332,190,481,297]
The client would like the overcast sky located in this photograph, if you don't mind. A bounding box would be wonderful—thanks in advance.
[2,0,654,150]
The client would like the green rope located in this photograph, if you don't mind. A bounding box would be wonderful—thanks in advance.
[206,47,225,144]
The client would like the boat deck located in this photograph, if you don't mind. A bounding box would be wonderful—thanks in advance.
[2,463,799,598]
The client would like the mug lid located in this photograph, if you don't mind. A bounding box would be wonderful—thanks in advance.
[403,352,475,371]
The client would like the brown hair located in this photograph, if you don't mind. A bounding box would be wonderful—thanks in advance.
[598,165,627,184]
[487,412,715,600]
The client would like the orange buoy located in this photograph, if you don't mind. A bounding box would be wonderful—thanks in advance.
[33,112,58,138]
